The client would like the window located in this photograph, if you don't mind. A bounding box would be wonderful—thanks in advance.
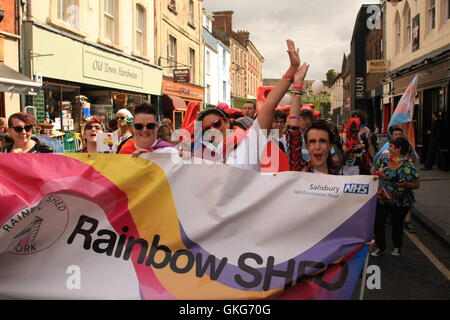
[206,85,211,104]
[395,12,401,53]
[404,3,412,47]
[188,0,195,27]
[428,0,436,31]
[189,48,195,83]
[237,76,240,97]
[235,48,239,65]
[58,0,80,29]
[168,35,177,74]
[223,81,227,101]
[222,48,227,70]
[135,5,146,55]
[104,0,116,43]
[206,51,211,75]
[443,0,450,21]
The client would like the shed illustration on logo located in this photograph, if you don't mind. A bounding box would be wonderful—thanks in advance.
[6,216,43,254]
[0,194,70,256]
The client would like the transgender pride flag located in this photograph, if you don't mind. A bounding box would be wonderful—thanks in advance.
[388,74,419,147]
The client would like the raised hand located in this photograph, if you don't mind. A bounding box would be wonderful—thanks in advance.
[286,40,300,70]
[294,62,310,84]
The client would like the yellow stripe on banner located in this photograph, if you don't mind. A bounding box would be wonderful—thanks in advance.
[66,154,280,299]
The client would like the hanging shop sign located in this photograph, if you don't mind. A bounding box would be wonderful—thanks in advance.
[173,69,190,83]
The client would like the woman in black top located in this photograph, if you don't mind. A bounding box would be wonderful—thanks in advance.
[0,113,53,153]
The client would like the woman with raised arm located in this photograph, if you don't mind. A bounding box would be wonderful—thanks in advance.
[194,40,306,171]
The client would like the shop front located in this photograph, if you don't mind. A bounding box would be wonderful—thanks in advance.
[391,56,449,170]
[161,76,204,129]
[24,23,162,133]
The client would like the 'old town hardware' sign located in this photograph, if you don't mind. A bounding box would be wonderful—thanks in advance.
[83,48,143,89]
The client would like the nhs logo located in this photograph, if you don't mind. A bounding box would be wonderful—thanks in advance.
[343,184,369,194]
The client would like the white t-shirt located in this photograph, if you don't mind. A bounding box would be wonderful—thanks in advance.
[219,118,268,171]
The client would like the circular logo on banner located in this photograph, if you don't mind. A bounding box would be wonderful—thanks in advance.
[0,194,69,255]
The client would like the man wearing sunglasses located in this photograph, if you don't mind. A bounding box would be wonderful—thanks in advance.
[118,104,178,156]
[0,113,53,153]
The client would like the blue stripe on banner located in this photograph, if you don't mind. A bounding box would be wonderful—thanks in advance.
[389,113,411,128]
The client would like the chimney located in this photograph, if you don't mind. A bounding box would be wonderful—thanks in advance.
[236,30,250,42]
[212,11,233,35]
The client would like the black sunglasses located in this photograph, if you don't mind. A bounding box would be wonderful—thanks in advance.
[85,124,103,130]
[203,119,224,132]
[133,122,158,131]
[117,116,126,120]
[12,125,33,133]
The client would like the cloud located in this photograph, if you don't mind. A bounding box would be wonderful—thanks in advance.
[204,0,376,80]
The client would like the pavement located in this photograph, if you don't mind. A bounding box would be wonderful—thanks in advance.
[413,166,450,246]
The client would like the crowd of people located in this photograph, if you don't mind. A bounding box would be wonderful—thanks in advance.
[0,40,422,258]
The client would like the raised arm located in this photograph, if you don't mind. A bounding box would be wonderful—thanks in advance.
[287,62,309,127]
[257,40,300,132]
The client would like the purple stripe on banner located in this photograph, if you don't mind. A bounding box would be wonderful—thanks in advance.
[179,195,377,291]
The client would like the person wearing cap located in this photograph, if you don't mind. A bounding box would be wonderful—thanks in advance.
[118,103,178,157]
[116,109,133,143]
[194,39,306,171]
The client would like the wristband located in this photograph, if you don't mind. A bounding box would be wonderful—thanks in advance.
[282,75,294,82]
[292,85,303,90]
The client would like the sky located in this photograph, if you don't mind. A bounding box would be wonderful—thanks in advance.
[203,0,379,81]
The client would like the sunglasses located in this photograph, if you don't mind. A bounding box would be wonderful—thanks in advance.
[203,119,225,132]
[118,116,126,120]
[85,124,103,130]
[12,125,33,133]
[133,122,158,131]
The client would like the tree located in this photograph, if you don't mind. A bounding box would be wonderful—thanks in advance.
[326,69,337,84]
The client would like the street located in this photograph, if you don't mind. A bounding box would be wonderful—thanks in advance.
[353,192,450,300]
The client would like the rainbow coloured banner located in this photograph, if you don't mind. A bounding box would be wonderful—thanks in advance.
[0,153,376,299]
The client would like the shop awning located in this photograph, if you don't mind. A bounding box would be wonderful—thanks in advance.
[165,94,187,111]
[0,63,41,95]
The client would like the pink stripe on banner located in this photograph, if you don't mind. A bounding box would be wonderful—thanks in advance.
[0,154,173,299]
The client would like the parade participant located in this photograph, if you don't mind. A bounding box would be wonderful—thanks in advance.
[78,119,104,153]
[0,117,7,133]
[371,137,420,257]
[157,124,175,144]
[270,110,288,153]
[119,103,177,157]
[116,109,133,143]
[351,110,375,158]
[243,101,257,119]
[0,117,7,149]
[342,117,372,175]
[0,113,53,153]
[374,127,420,233]
[301,120,338,174]
[195,39,307,171]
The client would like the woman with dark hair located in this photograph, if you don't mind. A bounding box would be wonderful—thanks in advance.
[371,137,420,257]
[0,113,53,153]
[300,120,338,174]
